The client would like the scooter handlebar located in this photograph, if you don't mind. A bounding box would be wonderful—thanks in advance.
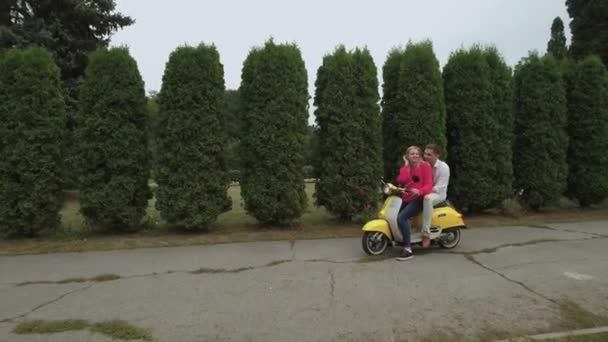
[383,182,409,194]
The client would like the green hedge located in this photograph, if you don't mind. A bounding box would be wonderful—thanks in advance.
[566,55,608,206]
[382,41,446,180]
[0,47,65,237]
[444,46,513,211]
[239,40,309,225]
[155,44,231,229]
[76,47,151,230]
[314,46,382,221]
[513,53,568,210]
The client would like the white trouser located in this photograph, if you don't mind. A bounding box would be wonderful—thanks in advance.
[422,193,446,235]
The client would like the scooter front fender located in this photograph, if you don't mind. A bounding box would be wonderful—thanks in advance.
[361,219,393,240]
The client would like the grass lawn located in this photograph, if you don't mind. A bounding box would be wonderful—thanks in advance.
[2,183,608,256]
[62,182,339,235]
[13,319,152,341]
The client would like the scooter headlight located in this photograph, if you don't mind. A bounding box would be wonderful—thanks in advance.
[382,184,391,195]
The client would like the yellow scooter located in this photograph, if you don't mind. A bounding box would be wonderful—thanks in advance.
[361,181,466,255]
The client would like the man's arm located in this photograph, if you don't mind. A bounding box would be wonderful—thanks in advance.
[432,163,450,194]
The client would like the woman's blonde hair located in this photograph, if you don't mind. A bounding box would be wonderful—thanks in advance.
[405,145,422,157]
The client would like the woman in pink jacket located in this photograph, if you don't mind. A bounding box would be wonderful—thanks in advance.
[395,146,433,261]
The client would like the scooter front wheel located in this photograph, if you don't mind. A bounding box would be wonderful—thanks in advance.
[362,231,389,255]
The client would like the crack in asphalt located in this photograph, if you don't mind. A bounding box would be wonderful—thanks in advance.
[0,284,93,323]
[9,252,561,325]
[569,230,606,238]
[8,258,359,288]
[445,235,605,257]
[526,224,608,238]
[11,235,606,288]
[526,224,559,230]
[10,233,607,289]
[493,256,595,271]
[5,230,604,324]
[16,274,121,287]
[306,259,354,264]
[461,254,558,305]
[328,270,335,301]
[444,233,608,306]
[2,258,355,324]
[290,240,296,260]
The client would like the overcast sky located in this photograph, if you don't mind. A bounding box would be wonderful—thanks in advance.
[111,0,570,119]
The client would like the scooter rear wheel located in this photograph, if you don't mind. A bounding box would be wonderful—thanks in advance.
[362,231,389,255]
[438,228,461,249]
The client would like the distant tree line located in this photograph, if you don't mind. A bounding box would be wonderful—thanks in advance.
[1,0,607,236]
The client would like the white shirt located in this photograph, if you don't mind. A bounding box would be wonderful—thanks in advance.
[431,159,450,200]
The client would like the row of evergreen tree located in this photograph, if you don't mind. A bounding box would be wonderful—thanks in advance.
[1,35,608,236]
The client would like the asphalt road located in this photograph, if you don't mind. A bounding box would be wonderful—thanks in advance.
[1,221,607,341]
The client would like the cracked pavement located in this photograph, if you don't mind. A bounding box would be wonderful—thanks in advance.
[0,221,607,341]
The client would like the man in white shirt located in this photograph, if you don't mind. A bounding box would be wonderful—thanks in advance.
[421,144,450,248]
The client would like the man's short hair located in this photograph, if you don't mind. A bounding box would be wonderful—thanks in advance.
[425,143,441,156]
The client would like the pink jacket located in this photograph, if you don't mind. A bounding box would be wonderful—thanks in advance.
[396,162,433,203]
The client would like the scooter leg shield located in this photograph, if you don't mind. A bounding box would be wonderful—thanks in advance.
[361,219,393,240]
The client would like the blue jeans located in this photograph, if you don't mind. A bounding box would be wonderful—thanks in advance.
[398,198,423,248]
